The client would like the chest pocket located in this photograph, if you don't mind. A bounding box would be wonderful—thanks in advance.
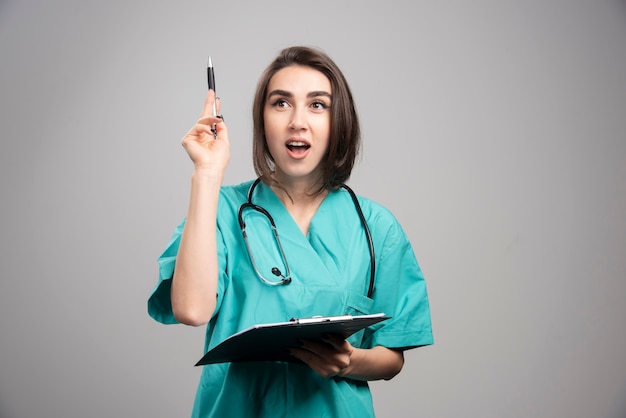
[344,291,374,347]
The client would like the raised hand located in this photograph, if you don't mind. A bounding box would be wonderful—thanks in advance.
[181,90,230,174]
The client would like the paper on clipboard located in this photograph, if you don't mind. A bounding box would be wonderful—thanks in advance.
[195,313,390,366]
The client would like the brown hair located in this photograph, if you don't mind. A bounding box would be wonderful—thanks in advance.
[252,46,361,193]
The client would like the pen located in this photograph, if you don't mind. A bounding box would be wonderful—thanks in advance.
[207,56,217,138]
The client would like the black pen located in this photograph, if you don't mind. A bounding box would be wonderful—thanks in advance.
[207,56,218,138]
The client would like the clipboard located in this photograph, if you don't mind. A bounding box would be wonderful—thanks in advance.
[195,313,390,366]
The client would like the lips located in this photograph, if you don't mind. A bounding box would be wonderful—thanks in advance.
[285,139,311,159]
[286,140,310,150]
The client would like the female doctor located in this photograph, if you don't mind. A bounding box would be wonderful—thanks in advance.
[148,46,433,417]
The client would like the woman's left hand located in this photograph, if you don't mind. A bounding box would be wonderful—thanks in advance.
[288,334,354,378]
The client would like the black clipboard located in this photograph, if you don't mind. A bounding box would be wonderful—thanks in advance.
[195,313,390,366]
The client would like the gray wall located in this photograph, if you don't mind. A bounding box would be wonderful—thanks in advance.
[1,1,625,417]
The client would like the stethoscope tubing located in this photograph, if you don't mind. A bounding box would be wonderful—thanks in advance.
[237,178,375,297]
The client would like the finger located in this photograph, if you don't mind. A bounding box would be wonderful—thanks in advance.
[186,122,215,137]
[288,348,346,378]
[321,334,351,352]
[288,347,324,369]
[197,115,223,126]
[301,336,349,355]
[181,124,214,147]
[199,89,217,119]
[299,339,351,364]
[298,339,331,355]
[215,115,229,139]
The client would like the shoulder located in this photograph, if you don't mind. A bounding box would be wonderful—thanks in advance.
[341,187,400,230]
[216,179,257,211]
[341,187,411,256]
[219,179,255,201]
[213,180,257,230]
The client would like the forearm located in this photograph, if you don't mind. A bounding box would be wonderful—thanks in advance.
[171,170,223,326]
[340,346,404,381]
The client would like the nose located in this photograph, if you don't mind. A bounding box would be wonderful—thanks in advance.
[288,107,307,131]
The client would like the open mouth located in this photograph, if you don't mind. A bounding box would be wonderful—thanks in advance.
[286,141,311,152]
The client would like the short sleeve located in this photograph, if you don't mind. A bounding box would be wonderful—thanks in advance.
[147,218,230,325]
[364,216,433,350]
[147,219,186,324]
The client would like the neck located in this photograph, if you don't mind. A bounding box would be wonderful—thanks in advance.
[270,172,325,206]
[268,176,329,236]
[271,182,327,208]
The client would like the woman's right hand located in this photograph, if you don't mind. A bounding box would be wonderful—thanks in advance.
[181,90,230,175]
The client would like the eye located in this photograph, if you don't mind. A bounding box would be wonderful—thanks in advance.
[310,101,329,111]
[271,99,290,109]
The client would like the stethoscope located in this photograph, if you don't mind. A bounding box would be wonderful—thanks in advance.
[237,178,376,298]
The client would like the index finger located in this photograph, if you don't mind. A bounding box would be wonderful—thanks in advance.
[199,89,217,119]
[321,334,349,350]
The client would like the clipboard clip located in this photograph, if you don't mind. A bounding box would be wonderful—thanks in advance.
[289,315,354,324]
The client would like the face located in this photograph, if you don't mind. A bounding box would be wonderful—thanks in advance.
[263,65,332,186]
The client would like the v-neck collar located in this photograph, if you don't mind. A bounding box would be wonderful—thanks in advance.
[253,181,341,241]
[247,181,356,286]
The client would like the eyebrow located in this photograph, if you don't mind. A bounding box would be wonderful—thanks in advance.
[267,89,332,100]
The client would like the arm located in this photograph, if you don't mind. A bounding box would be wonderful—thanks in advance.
[171,91,230,326]
[288,336,404,381]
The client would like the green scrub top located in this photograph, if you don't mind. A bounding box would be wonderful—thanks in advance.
[149,180,433,417]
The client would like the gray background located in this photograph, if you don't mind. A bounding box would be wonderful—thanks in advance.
[1,1,625,417]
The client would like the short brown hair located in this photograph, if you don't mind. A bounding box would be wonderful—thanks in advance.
[252,46,360,192]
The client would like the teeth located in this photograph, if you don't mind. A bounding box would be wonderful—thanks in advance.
[288,141,308,147]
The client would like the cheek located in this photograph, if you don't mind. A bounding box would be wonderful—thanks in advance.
[264,124,278,146]
[262,111,271,132]
[263,111,283,136]
[263,119,281,156]
[263,114,276,139]
[317,116,332,142]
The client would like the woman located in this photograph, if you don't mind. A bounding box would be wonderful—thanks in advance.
[148,46,433,417]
